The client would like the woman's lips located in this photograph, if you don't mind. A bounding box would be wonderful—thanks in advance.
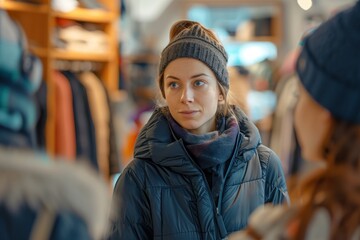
[178,110,199,116]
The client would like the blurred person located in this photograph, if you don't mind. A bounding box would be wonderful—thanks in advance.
[269,26,318,177]
[108,20,288,240]
[229,1,360,239]
[0,149,111,240]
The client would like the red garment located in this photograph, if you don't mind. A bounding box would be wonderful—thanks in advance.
[53,70,76,160]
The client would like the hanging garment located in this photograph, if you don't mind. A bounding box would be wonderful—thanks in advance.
[78,71,110,180]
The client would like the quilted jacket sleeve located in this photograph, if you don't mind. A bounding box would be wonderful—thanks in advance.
[107,161,152,240]
[258,145,290,205]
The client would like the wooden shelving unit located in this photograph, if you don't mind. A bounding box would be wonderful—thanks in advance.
[0,0,48,12]
[1,0,121,155]
[52,49,113,61]
[52,8,116,22]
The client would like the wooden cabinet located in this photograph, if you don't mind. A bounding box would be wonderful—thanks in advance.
[0,0,121,155]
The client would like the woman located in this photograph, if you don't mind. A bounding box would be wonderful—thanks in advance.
[229,1,360,239]
[108,20,288,240]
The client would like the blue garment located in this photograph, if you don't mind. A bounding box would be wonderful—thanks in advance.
[0,84,37,131]
[109,107,289,240]
[0,10,42,148]
[0,126,33,148]
[0,10,42,94]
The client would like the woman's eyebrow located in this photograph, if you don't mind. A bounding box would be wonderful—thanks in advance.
[190,73,210,79]
[165,75,180,80]
[165,73,210,80]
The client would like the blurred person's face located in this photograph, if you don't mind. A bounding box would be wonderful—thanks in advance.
[163,58,222,135]
[294,83,334,161]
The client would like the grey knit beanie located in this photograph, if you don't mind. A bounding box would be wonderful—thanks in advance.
[159,21,229,89]
[296,1,360,123]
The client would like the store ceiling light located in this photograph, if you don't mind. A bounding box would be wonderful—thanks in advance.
[297,0,313,11]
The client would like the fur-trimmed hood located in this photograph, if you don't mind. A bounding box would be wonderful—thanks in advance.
[0,147,111,239]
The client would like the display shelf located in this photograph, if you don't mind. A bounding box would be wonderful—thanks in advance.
[0,0,47,13]
[52,49,113,61]
[52,8,115,23]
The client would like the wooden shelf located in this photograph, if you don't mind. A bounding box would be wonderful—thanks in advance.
[52,8,115,23]
[0,0,48,13]
[52,49,113,61]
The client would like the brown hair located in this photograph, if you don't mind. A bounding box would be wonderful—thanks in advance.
[168,20,221,43]
[290,120,360,239]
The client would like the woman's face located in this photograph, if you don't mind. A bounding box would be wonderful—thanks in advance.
[294,83,334,161]
[163,58,222,135]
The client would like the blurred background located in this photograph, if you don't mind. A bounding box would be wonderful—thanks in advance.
[0,0,356,182]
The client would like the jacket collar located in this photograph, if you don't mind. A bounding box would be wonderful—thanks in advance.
[134,106,261,174]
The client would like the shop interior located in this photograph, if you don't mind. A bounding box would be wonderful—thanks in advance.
[1,0,359,238]
[0,0,356,182]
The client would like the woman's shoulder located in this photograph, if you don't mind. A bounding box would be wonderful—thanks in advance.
[121,158,151,176]
[236,144,283,184]
[120,157,160,184]
[246,143,283,180]
[255,144,285,180]
[256,144,280,164]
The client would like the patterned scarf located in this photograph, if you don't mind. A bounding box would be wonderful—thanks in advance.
[168,114,239,200]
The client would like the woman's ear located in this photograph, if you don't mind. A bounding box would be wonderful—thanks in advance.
[219,94,224,101]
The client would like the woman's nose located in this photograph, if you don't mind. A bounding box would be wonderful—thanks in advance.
[180,86,194,103]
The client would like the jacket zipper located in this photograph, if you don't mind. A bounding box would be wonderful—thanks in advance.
[178,136,240,240]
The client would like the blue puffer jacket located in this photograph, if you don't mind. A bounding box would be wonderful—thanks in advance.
[109,107,289,240]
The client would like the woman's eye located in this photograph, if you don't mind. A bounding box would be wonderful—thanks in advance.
[168,82,179,88]
[194,80,205,87]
